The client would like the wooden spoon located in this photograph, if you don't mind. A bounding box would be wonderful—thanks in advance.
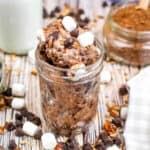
[137,0,149,10]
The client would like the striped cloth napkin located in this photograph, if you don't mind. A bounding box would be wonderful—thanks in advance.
[124,66,150,150]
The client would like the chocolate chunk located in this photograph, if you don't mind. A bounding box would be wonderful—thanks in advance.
[119,85,129,96]
[15,113,23,121]
[34,129,43,140]
[8,140,17,150]
[6,122,16,132]
[54,6,61,13]
[64,38,74,48]
[95,142,105,150]
[4,96,13,107]
[99,132,108,140]
[15,128,25,137]
[66,138,79,150]
[70,30,79,38]
[102,1,108,7]
[3,88,12,96]
[43,7,49,18]
[112,118,123,128]
[49,11,55,18]
[51,32,59,40]
[19,107,28,117]
[83,143,92,150]
[78,9,84,15]
[84,17,90,23]
[113,137,122,146]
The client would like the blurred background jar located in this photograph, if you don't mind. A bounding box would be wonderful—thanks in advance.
[103,0,150,66]
[0,0,42,55]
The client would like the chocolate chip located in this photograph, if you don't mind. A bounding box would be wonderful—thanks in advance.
[51,32,59,40]
[78,9,84,15]
[119,85,129,96]
[3,88,12,96]
[34,129,43,140]
[8,140,17,150]
[83,143,92,150]
[84,17,90,23]
[15,128,24,137]
[68,11,75,17]
[78,21,87,28]
[15,113,23,121]
[49,11,55,18]
[113,137,122,146]
[54,6,61,13]
[43,7,49,18]
[32,117,42,126]
[19,107,28,117]
[95,142,105,150]
[99,132,108,140]
[70,30,79,37]
[102,1,108,7]
[112,118,122,128]
[6,122,16,132]
[15,120,23,128]
[64,38,74,48]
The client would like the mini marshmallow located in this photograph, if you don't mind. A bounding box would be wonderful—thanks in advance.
[120,106,128,120]
[62,16,77,32]
[41,132,57,150]
[77,32,94,47]
[23,121,39,137]
[106,145,120,150]
[100,70,111,83]
[11,98,25,109]
[12,83,25,97]
[37,29,46,42]
[69,64,87,81]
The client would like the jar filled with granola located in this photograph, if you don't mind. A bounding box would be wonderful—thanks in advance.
[36,16,104,136]
[103,0,150,66]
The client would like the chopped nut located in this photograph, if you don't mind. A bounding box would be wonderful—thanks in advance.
[31,69,37,76]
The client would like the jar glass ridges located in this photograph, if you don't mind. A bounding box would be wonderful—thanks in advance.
[103,0,150,66]
[36,41,104,136]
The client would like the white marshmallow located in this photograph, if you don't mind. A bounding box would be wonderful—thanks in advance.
[12,83,25,97]
[37,29,46,42]
[77,32,94,47]
[11,98,25,109]
[100,70,111,83]
[106,145,121,150]
[120,106,128,120]
[23,121,39,137]
[62,16,77,32]
[69,64,87,81]
[41,132,57,150]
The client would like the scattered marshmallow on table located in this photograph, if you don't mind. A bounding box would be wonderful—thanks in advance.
[106,145,121,150]
[11,98,25,110]
[100,70,111,83]
[77,32,94,47]
[12,83,25,97]
[120,106,128,120]
[62,16,77,32]
[23,121,39,137]
[41,132,57,150]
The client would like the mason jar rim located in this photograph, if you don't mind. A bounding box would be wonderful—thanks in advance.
[109,1,150,39]
[35,39,104,73]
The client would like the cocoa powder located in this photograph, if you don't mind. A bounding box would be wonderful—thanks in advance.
[112,5,150,31]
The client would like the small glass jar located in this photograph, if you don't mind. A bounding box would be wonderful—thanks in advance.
[36,41,104,136]
[103,0,150,66]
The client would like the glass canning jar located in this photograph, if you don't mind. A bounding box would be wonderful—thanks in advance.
[36,41,104,136]
[103,0,150,66]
